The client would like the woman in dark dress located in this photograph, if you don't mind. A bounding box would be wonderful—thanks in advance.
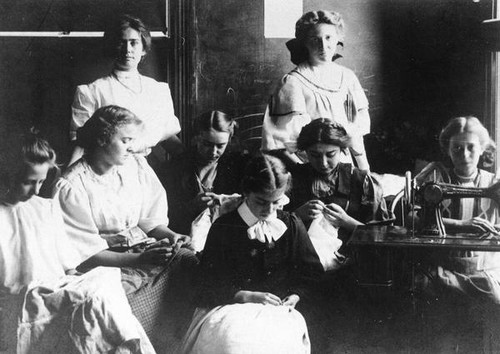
[287,119,389,271]
[161,110,245,246]
[180,153,323,354]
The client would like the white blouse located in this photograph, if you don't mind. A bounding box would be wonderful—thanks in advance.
[54,155,169,261]
[0,196,81,294]
[262,61,369,151]
[71,72,181,148]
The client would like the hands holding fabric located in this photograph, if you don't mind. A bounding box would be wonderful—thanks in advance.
[234,290,300,308]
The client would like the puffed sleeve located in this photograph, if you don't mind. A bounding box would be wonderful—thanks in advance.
[344,68,370,136]
[70,85,96,141]
[159,83,181,136]
[359,172,391,223]
[262,74,312,151]
[144,81,181,148]
[50,199,83,271]
[136,156,170,232]
[53,178,108,263]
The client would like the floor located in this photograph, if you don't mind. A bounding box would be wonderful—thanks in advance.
[306,284,489,354]
[157,262,497,354]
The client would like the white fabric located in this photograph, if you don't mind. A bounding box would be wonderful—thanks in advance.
[190,194,242,252]
[71,72,181,148]
[0,196,154,353]
[17,267,155,354]
[238,201,287,243]
[307,214,343,271]
[181,303,310,354]
[0,196,81,295]
[54,155,169,260]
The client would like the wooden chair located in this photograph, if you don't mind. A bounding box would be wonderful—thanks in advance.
[233,112,264,154]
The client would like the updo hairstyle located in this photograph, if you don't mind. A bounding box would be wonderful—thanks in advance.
[76,105,142,153]
[287,10,345,65]
[193,110,237,138]
[241,153,291,195]
[103,14,152,58]
[297,118,352,151]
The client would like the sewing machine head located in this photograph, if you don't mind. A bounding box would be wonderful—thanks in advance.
[415,180,500,236]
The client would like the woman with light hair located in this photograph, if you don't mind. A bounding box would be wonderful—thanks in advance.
[262,10,371,170]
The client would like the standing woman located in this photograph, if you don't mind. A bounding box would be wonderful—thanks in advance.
[180,153,323,354]
[262,10,370,170]
[161,110,245,238]
[69,14,183,165]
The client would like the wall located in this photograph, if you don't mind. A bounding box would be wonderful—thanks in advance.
[0,0,171,164]
[0,0,494,173]
[192,0,493,173]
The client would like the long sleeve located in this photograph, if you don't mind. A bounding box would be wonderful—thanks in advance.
[196,217,246,307]
[136,156,170,232]
[359,172,391,223]
[70,85,95,141]
[287,213,324,301]
[53,178,108,263]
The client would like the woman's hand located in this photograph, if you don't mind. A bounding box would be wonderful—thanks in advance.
[234,290,282,306]
[282,294,300,308]
[191,192,218,210]
[295,200,325,221]
[324,203,363,231]
[451,217,498,235]
[138,244,174,265]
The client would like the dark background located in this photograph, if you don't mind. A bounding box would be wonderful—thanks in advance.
[0,0,495,173]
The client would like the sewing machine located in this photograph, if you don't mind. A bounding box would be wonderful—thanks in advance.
[413,178,500,237]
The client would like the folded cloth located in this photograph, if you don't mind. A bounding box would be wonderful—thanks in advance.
[17,267,155,354]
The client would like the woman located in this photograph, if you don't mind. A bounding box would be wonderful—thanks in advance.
[289,119,388,234]
[0,134,155,354]
[54,105,196,335]
[414,116,500,301]
[69,14,183,165]
[180,153,323,354]
[262,10,370,170]
[161,110,245,243]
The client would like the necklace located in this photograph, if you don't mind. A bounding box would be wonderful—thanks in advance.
[112,72,143,94]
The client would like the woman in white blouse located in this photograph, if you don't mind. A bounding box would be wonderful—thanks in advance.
[54,105,196,335]
[0,133,155,353]
[69,14,184,165]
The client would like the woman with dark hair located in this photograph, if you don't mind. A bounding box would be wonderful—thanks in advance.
[180,153,323,354]
[69,14,183,165]
[0,133,155,353]
[288,119,388,269]
[54,105,196,336]
[262,10,370,170]
[161,110,246,247]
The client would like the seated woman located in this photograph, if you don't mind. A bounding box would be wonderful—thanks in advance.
[180,153,324,354]
[414,116,500,301]
[53,105,197,336]
[161,110,246,250]
[287,119,389,270]
[69,14,183,165]
[0,134,154,353]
